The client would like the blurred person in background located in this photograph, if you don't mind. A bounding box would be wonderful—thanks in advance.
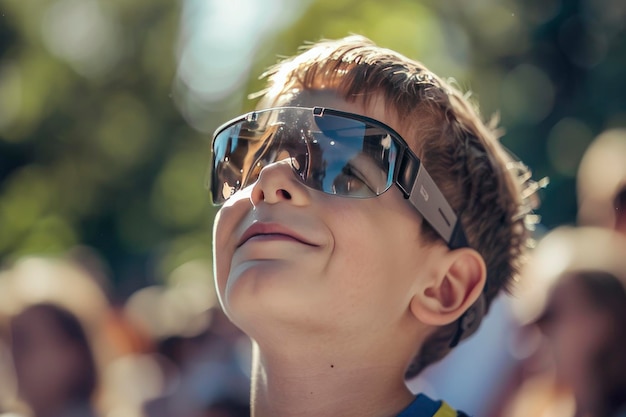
[121,263,250,417]
[493,128,626,417]
[538,269,626,417]
[139,307,250,417]
[8,303,99,417]
[577,129,626,235]
[503,227,626,417]
[0,255,117,417]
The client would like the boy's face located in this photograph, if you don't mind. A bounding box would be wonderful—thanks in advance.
[212,90,442,343]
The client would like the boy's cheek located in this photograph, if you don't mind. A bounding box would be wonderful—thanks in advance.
[212,231,232,293]
[212,190,252,251]
[212,204,245,304]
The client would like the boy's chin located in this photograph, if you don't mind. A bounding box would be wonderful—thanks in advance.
[221,273,335,338]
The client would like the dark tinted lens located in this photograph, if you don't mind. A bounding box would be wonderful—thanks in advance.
[211,108,397,203]
[307,114,396,197]
[212,123,244,203]
[212,111,309,203]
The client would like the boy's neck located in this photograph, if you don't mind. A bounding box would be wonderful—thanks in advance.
[249,342,416,417]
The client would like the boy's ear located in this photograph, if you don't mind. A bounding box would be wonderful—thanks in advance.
[410,248,486,326]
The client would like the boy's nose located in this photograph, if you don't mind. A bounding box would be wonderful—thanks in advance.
[250,160,311,207]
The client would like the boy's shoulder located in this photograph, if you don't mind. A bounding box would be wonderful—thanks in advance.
[396,393,472,417]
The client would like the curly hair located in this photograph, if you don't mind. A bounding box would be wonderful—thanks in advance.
[254,35,538,378]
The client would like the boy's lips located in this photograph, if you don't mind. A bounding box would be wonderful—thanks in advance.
[237,222,319,248]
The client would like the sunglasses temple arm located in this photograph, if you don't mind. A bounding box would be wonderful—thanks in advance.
[407,165,468,249]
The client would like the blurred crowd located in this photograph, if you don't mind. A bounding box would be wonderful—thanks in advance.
[495,128,626,417]
[0,256,251,417]
[1,128,625,417]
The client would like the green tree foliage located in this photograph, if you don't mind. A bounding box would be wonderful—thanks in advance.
[0,0,215,295]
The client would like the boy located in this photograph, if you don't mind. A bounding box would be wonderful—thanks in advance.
[209,35,536,417]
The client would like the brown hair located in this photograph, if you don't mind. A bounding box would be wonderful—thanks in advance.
[254,35,536,378]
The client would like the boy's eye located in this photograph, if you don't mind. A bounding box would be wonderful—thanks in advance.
[332,164,376,197]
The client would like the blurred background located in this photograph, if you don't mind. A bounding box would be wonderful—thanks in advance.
[0,0,625,416]
[2,0,626,293]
